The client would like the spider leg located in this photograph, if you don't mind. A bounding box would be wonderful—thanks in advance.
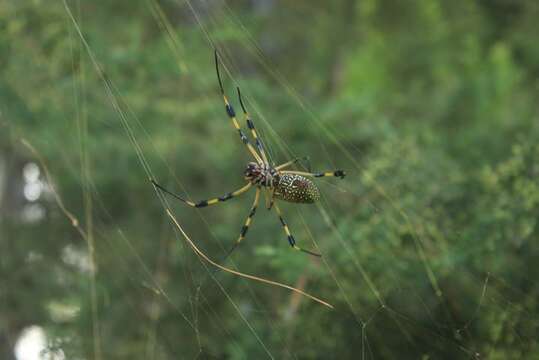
[221,187,261,260]
[280,169,346,179]
[275,156,311,171]
[214,51,263,164]
[263,188,274,210]
[151,179,251,208]
[272,202,321,257]
[236,87,269,164]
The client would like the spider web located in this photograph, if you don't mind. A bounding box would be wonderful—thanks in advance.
[3,0,538,359]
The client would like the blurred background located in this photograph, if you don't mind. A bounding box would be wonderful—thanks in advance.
[2,0,539,359]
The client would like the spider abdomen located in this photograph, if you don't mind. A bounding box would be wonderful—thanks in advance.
[274,174,320,204]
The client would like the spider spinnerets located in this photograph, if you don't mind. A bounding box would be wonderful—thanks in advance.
[152,50,346,259]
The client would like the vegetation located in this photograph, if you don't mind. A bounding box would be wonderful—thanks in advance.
[1,0,539,358]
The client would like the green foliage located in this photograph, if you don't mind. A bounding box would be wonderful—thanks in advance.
[2,0,539,358]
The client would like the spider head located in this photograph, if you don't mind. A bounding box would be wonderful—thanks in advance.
[244,162,261,181]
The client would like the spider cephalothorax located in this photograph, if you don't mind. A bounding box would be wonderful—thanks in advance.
[244,162,278,187]
[152,50,346,258]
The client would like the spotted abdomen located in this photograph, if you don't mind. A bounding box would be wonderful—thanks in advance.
[274,174,320,203]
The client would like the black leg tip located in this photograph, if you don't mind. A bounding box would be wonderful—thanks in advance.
[334,170,346,179]
[301,248,322,257]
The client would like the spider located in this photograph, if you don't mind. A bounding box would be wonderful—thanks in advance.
[151,50,345,258]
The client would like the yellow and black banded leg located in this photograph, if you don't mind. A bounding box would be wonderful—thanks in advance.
[222,188,261,259]
[263,188,274,210]
[236,87,269,164]
[280,169,346,179]
[275,156,311,171]
[273,202,321,257]
[214,51,263,164]
[151,179,252,208]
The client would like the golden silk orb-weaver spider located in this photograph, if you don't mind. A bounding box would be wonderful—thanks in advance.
[151,50,346,258]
